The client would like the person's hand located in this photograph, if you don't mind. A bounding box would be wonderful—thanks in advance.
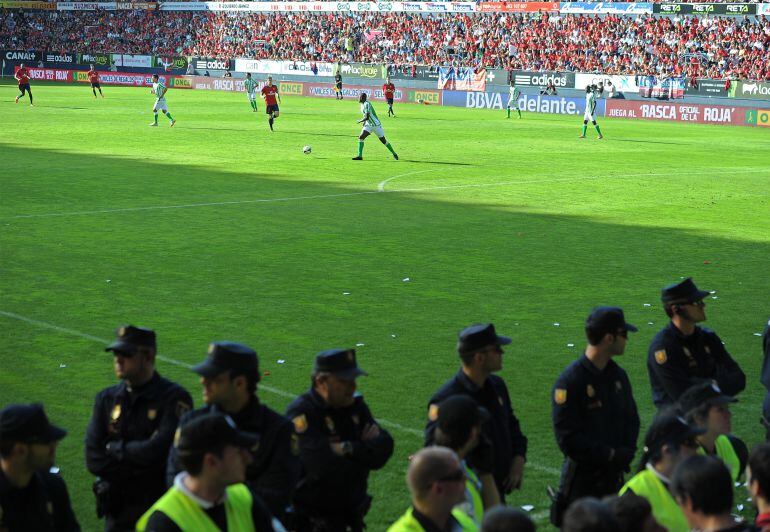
[362,423,380,441]
[503,455,526,493]
[330,442,345,456]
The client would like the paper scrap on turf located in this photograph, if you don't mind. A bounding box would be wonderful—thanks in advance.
[521,505,534,512]
[553,323,560,327]
[277,359,285,364]
[567,344,575,348]
[402,277,410,282]
[343,292,350,295]
[356,343,365,347]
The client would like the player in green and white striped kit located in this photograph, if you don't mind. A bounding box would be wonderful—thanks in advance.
[506,81,522,119]
[244,73,258,112]
[580,84,603,139]
[352,92,398,161]
[149,74,175,127]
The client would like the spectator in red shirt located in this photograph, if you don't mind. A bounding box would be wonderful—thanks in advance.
[748,444,770,532]
[14,63,32,106]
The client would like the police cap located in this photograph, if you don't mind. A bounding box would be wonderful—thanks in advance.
[457,323,511,355]
[0,403,67,444]
[661,277,710,305]
[175,413,258,456]
[585,307,638,338]
[105,325,156,355]
[314,348,367,380]
[192,342,259,379]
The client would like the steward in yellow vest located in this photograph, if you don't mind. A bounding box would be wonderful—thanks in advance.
[137,413,282,531]
[388,447,479,532]
[678,382,748,482]
[620,413,703,532]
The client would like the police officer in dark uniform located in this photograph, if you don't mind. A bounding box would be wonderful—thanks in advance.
[286,348,394,531]
[85,325,193,531]
[425,323,528,501]
[647,278,745,410]
[762,319,770,440]
[0,403,80,531]
[166,342,299,522]
[550,307,640,527]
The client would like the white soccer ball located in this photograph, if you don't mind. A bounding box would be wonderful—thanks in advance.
[303,145,312,154]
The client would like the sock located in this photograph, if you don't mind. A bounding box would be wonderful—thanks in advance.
[166,112,174,121]
[251,101,257,111]
[581,125,587,136]
[517,108,521,118]
[17,91,22,99]
[385,142,396,155]
[358,141,364,157]
[269,117,274,129]
[93,89,97,97]
[154,113,159,124]
[507,107,511,118]
[595,124,602,135]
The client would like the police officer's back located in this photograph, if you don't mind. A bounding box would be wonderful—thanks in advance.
[425,324,527,500]
[286,348,394,532]
[0,404,79,532]
[166,342,298,521]
[550,307,640,526]
[85,325,193,531]
[647,278,745,410]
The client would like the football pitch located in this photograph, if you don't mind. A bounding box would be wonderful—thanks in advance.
[1,81,769,530]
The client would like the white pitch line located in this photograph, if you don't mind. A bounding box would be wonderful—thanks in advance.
[4,167,767,221]
[0,310,561,475]
[378,169,438,192]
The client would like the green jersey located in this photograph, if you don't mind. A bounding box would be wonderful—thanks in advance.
[153,81,167,100]
[360,101,381,127]
[244,78,258,94]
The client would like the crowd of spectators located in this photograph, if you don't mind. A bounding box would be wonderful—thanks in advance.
[1,9,769,80]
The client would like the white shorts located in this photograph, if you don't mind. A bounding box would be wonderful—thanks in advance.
[153,98,168,112]
[248,92,257,102]
[583,110,596,122]
[362,124,385,138]
[507,97,519,109]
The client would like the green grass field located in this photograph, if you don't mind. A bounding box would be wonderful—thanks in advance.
[1,80,769,531]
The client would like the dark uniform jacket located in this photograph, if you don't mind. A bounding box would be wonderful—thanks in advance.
[85,372,192,530]
[286,388,394,516]
[647,322,746,409]
[166,398,299,520]
[552,355,640,499]
[425,369,528,497]
[0,467,80,532]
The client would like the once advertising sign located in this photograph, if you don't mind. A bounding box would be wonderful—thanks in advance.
[511,70,575,89]
[478,1,558,12]
[407,89,441,105]
[685,79,728,98]
[744,109,770,127]
[733,81,770,101]
[605,100,751,126]
[3,50,41,62]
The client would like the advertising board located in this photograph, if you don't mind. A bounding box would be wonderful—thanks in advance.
[605,100,752,126]
[443,89,602,116]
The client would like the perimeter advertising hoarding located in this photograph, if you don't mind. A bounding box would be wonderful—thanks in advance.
[685,79,728,98]
[574,73,638,93]
[233,59,335,77]
[559,2,652,14]
[744,109,770,127]
[387,65,441,82]
[443,89,601,116]
[0,1,55,8]
[18,67,72,81]
[605,100,752,126]
[192,57,232,71]
[511,70,575,89]
[304,82,408,102]
[477,2,559,12]
[73,70,168,86]
[111,54,153,68]
[3,50,42,62]
[154,56,189,72]
[339,63,381,80]
[160,1,476,12]
[653,3,757,15]
[732,81,770,101]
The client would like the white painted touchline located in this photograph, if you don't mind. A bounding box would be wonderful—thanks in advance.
[378,169,438,192]
[0,309,561,475]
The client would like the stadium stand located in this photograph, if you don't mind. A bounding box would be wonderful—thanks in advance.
[0,11,768,80]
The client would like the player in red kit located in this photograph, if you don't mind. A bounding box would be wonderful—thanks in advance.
[260,75,281,131]
[383,77,396,117]
[87,65,104,98]
[15,63,33,106]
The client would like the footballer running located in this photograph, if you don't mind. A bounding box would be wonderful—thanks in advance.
[261,76,281,131]
[353,92,398,161]
[244,73,258,112]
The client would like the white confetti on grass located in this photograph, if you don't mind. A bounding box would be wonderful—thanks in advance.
[521,505,535,512]
[553,323,560,327]
[277,359,285,364]
[402,277,410,282]
[356,343,365,347]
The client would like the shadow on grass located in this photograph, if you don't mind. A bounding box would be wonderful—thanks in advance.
[1,141,768,531]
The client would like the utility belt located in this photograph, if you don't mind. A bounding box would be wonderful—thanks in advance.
[92,477,159,519]
[548,459,624,527]
[287,495,372,532]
